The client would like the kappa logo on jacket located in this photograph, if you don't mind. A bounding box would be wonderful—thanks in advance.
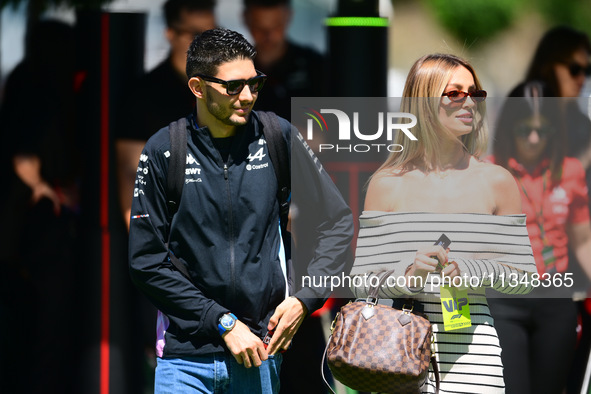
[184,153,203,183]
[164,151,202,184]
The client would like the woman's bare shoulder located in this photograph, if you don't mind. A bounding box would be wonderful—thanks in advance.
[472,159,521,214]
[364,168,405,211]
[472,159,516,187]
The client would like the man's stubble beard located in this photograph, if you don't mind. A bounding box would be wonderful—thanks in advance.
[206,93,251,127]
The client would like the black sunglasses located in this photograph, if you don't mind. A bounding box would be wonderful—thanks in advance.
[513,124,555,138]
[567,62,591,78]
[441,89,487,103]
[196,72,267,95]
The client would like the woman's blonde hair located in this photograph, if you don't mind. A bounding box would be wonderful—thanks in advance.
[377,53,488,175]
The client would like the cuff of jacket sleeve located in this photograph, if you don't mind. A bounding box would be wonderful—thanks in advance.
[204,302,231,337]
[293,288,328,315]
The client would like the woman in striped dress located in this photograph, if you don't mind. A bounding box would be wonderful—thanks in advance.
[349,54,538,393]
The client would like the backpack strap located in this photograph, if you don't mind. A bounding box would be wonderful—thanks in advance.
[256,111,291,234]
[167,117,187,218]
[165,117,192,281]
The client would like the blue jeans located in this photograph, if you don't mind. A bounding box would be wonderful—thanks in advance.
[154,353,282,393]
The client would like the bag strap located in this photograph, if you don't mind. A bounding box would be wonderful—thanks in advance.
[432,355,440,393]
[166,117,187,218]
[321,339,337,394]
[165,117,192,282]
[255,111,290,234]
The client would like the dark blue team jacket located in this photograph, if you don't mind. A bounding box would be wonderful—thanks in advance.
[128,111,353,358]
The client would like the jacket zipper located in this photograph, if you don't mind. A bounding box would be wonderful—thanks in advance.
[223,163,236,297]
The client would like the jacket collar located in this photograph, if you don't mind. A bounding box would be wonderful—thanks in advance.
[508,157,550,177]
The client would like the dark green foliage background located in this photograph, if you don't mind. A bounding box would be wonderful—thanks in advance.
[391,0,591,44]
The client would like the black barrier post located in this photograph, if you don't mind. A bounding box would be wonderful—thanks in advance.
[74,11,146,394]
[326,0,389,97]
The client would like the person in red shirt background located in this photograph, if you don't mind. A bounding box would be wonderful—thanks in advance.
[488,81,591,394]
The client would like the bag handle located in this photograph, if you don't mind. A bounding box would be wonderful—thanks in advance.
[366,269,396,301]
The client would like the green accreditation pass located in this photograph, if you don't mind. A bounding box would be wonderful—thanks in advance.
[440,286,472,331]
[542,244,556,267]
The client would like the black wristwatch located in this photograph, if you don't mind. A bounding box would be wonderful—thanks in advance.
[218,313,237,336]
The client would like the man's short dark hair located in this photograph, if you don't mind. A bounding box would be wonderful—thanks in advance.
[164,0,216,28]
[186,28,256,78]
[243,0,290,8]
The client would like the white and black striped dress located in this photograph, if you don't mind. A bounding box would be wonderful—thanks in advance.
[350,212,537,394]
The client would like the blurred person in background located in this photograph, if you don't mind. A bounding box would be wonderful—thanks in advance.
[488,81,591,394]
[522,26,591,172]
[116,0,217,229]
[0,19,81,394]
[506,26,591,393]
[242,0,326,119]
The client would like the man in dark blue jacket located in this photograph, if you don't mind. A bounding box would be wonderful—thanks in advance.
[128,28,353,393]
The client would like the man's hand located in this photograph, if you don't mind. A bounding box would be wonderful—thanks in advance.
[222,320,268,368]
[14,155,61,215]
[31,181,61,215]
[266,296,307,355]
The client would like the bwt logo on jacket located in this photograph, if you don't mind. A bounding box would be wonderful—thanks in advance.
[304,108,418,153]
[184,153,203,183]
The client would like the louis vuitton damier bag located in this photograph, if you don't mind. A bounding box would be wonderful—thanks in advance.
[322,270,439,393]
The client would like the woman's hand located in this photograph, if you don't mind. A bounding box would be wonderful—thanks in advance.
[441,260,460,280]
[407,245,449,280]
[407,246,462,284]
